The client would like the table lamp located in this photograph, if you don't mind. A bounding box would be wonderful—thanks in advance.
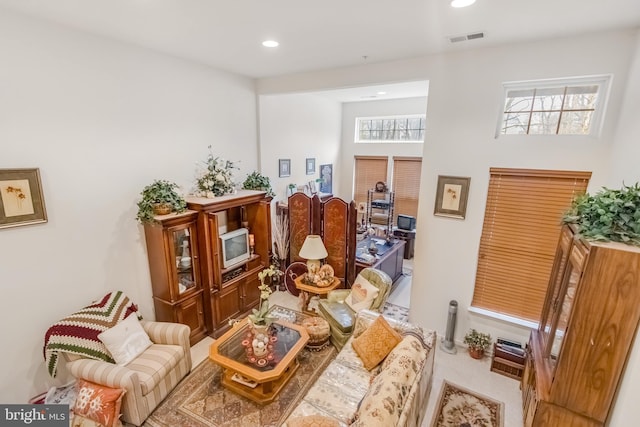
[299,235,328,274]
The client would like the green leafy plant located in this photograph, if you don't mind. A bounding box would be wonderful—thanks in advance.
[463,329,492,351]
[136,180,187,224]
[242,171,275,197]
[563,182,640,246]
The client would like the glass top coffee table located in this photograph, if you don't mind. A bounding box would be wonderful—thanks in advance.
[209,316,309,404]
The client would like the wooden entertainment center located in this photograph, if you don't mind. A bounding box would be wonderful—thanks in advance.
[143,190,272,343]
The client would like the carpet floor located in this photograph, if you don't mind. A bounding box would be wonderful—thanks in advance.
[382,301,409,322]
[144,345,336,427]
[430,380,504,427]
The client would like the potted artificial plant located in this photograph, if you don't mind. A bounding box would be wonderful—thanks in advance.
[242,171,275,197]
[463,329,492,359]
[136,179,187,224]
[562,182,640,246]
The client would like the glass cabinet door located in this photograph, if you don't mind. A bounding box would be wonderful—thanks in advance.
[171,225,198,296]
[540,227,572,344]
[547,243,586,369]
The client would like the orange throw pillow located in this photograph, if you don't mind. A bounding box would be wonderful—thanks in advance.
[73,380,125,427]
[351,315,402,370]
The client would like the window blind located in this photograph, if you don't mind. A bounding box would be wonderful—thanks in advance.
[471,168,591,321]
[354,156,388,208]
[392,157,422,223]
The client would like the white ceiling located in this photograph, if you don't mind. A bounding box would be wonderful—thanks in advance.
[1,0,639,81]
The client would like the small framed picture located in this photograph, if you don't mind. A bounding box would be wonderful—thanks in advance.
[279,159,291,178]
[434,175,471,219]
[0,168,48,229]
[306,158,316,175]
[319,164,333,194]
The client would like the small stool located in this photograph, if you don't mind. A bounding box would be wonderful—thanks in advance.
[302,316,331,351]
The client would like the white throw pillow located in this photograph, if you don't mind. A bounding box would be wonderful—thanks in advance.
[345,275,379,312]
[98,315,152,365]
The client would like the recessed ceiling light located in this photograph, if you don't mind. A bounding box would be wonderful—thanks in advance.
[262,40,279,48]
[377,91,387,95]
[451,0,476,7]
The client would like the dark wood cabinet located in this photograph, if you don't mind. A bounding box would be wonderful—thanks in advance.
[522,224,640,426]
[143,211,207,345]
[144,190,272,343]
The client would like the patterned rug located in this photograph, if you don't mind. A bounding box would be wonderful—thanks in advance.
[382,302,410,322]
[144,346,336,427]
[430,381,504,427]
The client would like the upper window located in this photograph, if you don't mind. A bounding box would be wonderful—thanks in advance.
[499,75,611,136]
[356,115,425,143]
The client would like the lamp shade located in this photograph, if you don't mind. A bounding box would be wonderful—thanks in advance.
[299,235,328,260]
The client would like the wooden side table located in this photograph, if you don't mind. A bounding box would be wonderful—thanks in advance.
[294,276,341,313]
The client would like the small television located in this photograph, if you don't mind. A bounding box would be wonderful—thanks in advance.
[397,214,416,231]
[220,227,250,268]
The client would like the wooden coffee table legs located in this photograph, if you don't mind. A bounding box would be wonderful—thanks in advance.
[220,358,300,404]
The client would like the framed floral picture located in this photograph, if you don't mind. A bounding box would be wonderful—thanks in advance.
[434,175,470,219]
[279,159,291,177]
[0,168,48,229]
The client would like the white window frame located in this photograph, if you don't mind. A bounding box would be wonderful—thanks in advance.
[355,114,425,143]
[496,74,612,138]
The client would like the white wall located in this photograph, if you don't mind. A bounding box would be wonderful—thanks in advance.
[0,9,257,402]
[258,93,342,202]
[605,29,640,426]
[259,29,640,424]
[338,97,427,200]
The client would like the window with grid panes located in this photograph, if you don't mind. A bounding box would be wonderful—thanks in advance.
[353,156,388,211]
[499,75,610,136]
[471,168,591,322]
[392,157,422,223]
[356,115,425,142]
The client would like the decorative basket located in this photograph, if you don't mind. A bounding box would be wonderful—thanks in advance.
[302,317,330,350]
[153,203,172,215]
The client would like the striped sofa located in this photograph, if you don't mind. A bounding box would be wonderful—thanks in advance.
[64,321,191,426]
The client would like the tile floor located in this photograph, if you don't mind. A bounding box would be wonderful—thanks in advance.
[190,260,524,426]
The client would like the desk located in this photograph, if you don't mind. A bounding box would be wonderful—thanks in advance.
[355,237,405,285]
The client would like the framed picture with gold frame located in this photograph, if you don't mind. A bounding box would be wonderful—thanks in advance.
[434,175,470,219]
[0,168,48,229]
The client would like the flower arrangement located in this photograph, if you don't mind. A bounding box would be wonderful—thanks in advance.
[247,265,283,326]
[195,145,238,197]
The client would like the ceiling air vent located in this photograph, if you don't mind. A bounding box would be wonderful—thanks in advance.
[448,31,485,43]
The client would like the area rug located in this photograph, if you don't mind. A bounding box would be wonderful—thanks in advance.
[382,302,410,322]
[144,346,336,427]
[430,380,504,427]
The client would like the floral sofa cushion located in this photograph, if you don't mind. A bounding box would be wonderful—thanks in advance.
[352,334,430,426]
[284,310,435,427]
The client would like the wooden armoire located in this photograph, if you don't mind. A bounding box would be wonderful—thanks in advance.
[522,224,640,426]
